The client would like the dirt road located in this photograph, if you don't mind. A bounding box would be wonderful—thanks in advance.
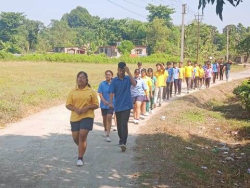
[0,69,249,188]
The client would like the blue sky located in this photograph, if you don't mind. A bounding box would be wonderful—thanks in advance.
[0,0,249,32]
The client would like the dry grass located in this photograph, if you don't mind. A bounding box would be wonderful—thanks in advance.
[0,61,141,127]
[135,79,250,188]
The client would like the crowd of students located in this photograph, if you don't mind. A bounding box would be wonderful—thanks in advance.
[66,59,233,166]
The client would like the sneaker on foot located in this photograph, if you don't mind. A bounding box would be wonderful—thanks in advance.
[144,112,149,116]
[120,144,127,152]
[77,159,83,166]
[150,110,155,114]
[133,119,137,124]
[105,136,111,142]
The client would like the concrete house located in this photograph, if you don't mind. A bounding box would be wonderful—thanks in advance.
[53,47,87,55]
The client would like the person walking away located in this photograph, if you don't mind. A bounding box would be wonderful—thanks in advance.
[165,62,174,100]
[154,63,168,107]
[98,70,115,142]
[193,62,200,89]
[131,69,147,124]
[212,60,219,83]
[66,71,99,166]
[173,62,180,95]
[219,58,225,80]
[109,62,136,152]
[198,64,205,89]
[205,63,213,88]
[141,69,152,116]
[137,62,143,77]
[224,60,233,81]
[178,62,185,95]
[185,60,194,94]
[147,68,157,114]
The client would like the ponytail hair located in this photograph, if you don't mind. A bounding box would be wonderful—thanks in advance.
[77,71,91,88]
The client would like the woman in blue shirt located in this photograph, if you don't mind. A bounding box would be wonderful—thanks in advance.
[98,70,114,142]
[131,69,148,124]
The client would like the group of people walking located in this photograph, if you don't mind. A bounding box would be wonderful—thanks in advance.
[66,59,232,166]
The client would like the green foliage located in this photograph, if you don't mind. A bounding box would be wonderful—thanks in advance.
[146,4,175,27]
[117,40,134,55]
[198,0,242,20]
[237,34,250,60]
[233,80,250,112]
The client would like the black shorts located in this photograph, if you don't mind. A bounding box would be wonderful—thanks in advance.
[70,118,94,132]
[101,108,114,116]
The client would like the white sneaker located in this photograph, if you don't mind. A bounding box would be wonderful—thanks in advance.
[150,110,155,114]
[106,136,111,142]
[133,119,137,124]
[76,159,83,166]
[144,112,149,116]
[135,119,139,124]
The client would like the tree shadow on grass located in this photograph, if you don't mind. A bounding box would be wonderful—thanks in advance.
[135,132,250,188]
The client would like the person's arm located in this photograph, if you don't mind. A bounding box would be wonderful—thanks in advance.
[81,91,99,113]
[99,93,109,106]
[124,66,136,86]
[161,63,165,70]
[109,93,114,109]
[66,104,82,115]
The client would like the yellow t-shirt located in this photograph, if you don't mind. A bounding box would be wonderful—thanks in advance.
[142,76,152,95]
[185,66,194,78]
[154,70,168,87]
[179,67,185,79]
[66,86,99,122]
[199,68,205,78]
[194,66,200,77]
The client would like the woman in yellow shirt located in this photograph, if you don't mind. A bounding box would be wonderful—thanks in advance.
[198,64,205,89]
[66,71,99,166]
[184,60,194,93]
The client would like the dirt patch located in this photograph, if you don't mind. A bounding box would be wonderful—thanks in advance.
[135,78,250,188]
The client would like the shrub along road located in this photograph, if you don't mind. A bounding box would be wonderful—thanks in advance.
[0,68,249,188]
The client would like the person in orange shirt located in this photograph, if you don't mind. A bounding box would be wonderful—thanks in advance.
[66,71,99,166]
[184,60,194,94]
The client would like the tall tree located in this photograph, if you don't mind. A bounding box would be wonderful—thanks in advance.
[146,4,175,27]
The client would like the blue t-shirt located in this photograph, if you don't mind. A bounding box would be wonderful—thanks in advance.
[166,68,174,83]
[131,78,147,97]
[98,81,115,109]
[109,76,133,112]
[224,62,231,71]
[173,67,179,80]
[212,63,218,72]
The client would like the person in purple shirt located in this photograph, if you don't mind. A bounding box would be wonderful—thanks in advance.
[172,62,179,95]
[165,62,174,100]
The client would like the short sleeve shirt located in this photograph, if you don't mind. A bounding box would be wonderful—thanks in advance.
[166,68,174,83]
[98,81,114,109]
[66,86,99,122]
[185,66,194,78]
[109,76,133,112]
[154,70,168,87]
[173,67,179,80]
[131,78,147,97]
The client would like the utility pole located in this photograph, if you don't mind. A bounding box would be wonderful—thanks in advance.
[227,26,229,61]
[180,4,186,63]
[195,13,203,63]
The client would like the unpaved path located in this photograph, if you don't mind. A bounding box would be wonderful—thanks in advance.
[0,69,249,188]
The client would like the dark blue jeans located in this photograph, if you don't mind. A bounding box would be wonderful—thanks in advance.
[115,109,131,145]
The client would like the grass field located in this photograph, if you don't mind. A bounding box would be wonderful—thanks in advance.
[135,79,250,188]
[0,62,247,128]
[0,61,139,127]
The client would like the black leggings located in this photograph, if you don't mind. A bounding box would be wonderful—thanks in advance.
[115,110,131,145]
[205,78,211,88]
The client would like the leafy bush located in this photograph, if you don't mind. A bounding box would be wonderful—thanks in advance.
[233,79,250,112]
[0,52,192,64]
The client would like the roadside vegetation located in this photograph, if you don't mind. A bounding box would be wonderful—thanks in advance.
[135,79,250,187]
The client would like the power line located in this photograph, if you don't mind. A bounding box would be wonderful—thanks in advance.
[122,0,145,9]
[106,0,147,18]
